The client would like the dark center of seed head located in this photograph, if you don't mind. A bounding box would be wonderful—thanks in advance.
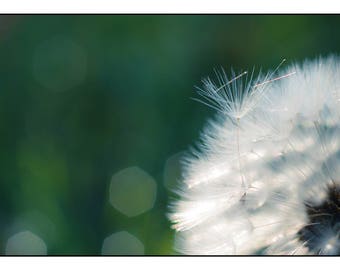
[297,184,340,255]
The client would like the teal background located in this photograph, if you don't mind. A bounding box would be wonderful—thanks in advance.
[0,15,339,255]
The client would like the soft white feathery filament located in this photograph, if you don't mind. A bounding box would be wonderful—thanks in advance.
[169,56,340,255]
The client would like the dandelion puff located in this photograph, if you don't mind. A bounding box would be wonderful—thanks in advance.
[169,56,340,255]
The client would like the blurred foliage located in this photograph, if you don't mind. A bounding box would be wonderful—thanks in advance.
[0,15,339,255]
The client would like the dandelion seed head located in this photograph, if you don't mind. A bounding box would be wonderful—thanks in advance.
[169,56,340,255]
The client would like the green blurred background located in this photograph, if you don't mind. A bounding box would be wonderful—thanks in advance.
[0,15,339,255]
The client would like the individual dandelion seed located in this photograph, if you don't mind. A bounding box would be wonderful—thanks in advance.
[168,56,340,255]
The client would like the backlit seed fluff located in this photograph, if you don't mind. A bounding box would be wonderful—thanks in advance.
[169,56,340,255]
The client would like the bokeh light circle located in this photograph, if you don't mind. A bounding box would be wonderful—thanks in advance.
[109,166,157,217]
[5,230,47,255]
[163,151,184,191]
[33,37,87,92]
[101,231,144,255]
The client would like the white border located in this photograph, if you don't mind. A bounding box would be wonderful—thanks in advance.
[0,257,338,270]
[0,0,340,13]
